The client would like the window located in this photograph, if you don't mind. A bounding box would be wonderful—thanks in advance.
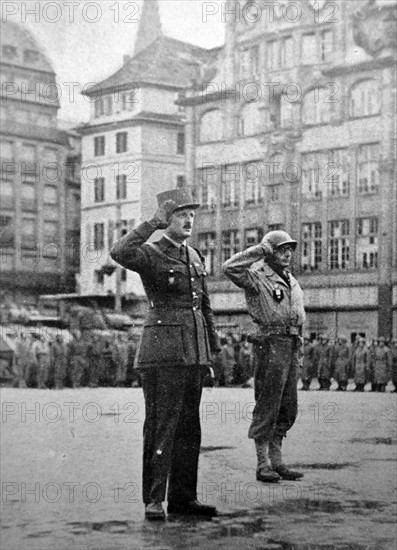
[121,269,127,282]
[302,89,333,125]
[116,132,128,153]
[94,177,105,202]
[221,165,239,208]
[24,49,39,63]
[320,30,333,62]
[327,149,350,197]
[198,166,217,209]
[0,180,13,208]
[43,221,58,242]
[302,34,317,65]
[244,162,264,205]
[267,41,278,71]
[2,45,17,59]
[177,175,186,188]
[104,96,113,115]
[0,216,14,247]
[302,151,326,199]
[94,136,105,156]
[268,224,284,231]
[22,218,35,249]
[302,222,322,272]
[240,45,259,78]
[199,110,224,143]
[356,218,378,269]
[43,186,58,205]
[350,80,380,118]
[280,96,295,128]
[329,220,350,270]
[245,228,263,247]
[198,233,216,275]
[221,230,240,263]
[238,102,263,136]
[268,185,281,202]
[94,223,105,250]
[177,132,185,155]
[21,184,35,211]
[95,271,105,285]
[94,98,104,117]
[280,37,294,69]
[357,144,379,194]
[116,175,127,200]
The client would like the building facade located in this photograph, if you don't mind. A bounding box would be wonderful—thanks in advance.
[0,21,81,308]
[182,0,397,340]
[77,0,219,298]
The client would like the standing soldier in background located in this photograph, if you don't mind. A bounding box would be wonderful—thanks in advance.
[332,336,352,391]
[31,332,50,389]
[391,339,397,392]
[371,337,392,392]
[313,335,333,391]
[353,337,369,392]
[68,330,88,388]
[111,188,220,520]
[49,334,67,389]
[300,335,314,391]
[14,333,31,388]
[223,230,305,483]
[238,334,254,384]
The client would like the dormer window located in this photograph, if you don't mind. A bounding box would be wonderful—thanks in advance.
[2,45,17,59]
[24,49,40,63]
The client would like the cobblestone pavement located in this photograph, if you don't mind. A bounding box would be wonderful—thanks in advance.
[1,387,396,550]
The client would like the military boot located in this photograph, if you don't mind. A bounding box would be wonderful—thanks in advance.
[255,439,280,483]
[269,435,304,481]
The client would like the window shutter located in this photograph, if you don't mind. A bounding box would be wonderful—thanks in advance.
[108,220,114,249]
[86,222,92,247]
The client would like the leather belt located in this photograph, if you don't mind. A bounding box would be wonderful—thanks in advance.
[150,298,201,310]
[256,325,300,337]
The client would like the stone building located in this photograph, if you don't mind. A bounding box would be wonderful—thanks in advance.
[0,21,81,308]
[77,0,219,298]
[181,0,397,340]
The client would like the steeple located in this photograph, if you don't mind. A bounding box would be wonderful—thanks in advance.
[134,0,162,56]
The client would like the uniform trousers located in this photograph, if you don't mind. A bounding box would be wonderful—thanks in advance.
[249,336,299,441]
[141,366,204,505]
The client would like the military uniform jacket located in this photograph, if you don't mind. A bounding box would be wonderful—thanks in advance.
[222,248,305,328]
[110,221,220,369]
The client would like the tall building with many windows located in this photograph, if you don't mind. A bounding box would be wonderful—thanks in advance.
[181,0,397,340]
[0,21,81,308]
[77,0,219,297]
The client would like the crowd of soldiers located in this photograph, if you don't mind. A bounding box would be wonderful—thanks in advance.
[301,335,397,392]
[214,332,397,392]
[3,328,397,392]
[5,329,140,389]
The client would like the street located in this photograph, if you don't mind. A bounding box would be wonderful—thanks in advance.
[1,387,396,550]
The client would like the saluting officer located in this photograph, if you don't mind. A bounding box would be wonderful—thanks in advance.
[223,230,305,483]
[111,188,220,520]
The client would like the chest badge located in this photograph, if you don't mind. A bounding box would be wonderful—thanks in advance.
[273,286,284,303]
[168,269,175,285]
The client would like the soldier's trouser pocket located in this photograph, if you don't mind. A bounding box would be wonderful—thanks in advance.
[138,324,187,366]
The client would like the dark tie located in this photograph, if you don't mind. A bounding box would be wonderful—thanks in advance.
[179,244,187,262]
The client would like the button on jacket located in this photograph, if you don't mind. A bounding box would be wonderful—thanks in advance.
[110,221,220,369]
[222,247,306,328]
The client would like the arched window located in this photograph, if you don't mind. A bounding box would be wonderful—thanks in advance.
[302,89,332,125]
[349,80,380,118]
[199,110,224,143]
[280,97,296,128]
[238,102,264,136]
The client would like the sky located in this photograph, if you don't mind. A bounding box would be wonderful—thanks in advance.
[4,0,225,122]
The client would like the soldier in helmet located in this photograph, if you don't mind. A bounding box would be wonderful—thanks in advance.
[111,188,220,520]
[223,230,305,483]
[313,334,333,391]
[332,335,352,391]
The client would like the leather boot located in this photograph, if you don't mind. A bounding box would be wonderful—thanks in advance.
[255,439,280,482]
[269,435,304,481]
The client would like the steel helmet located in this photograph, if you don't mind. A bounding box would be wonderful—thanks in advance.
[261,230,297,255]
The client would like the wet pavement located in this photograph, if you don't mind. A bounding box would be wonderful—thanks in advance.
[1,387,396,549]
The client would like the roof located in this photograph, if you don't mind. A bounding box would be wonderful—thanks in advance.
[83,36,221,96]
[1,120,69,146]
[0,21,55,74]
